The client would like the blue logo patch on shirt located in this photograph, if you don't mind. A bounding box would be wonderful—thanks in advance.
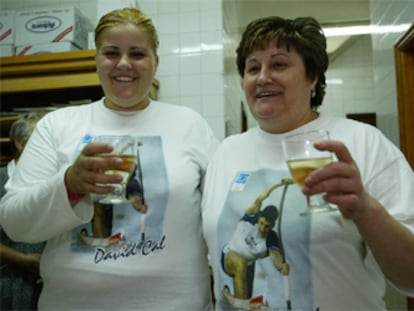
[231,172,250,191]
[82,134,93,144]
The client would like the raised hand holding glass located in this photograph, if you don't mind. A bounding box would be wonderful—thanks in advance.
[282,130,336,216]
[94,135,138,204]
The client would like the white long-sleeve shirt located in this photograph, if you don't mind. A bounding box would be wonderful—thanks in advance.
[202,115,414,310]
[0,99,218,310]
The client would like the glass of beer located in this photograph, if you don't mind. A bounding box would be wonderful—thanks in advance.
[282,130,336,216]
[94,135,137,204]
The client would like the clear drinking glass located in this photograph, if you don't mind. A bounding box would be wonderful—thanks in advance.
[282,130,336,216]
[94,135,138,204]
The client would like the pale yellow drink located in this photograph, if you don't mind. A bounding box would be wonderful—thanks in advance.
[287,156,332,189]
[101,154,136,184]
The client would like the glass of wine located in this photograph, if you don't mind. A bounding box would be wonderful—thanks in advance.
[94,135,137,204]
[282,130,336,216]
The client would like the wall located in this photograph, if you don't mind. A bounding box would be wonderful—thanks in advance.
[321,35,376,120]
[0,0,226,141]
[138,0,225,140]
[370,0,414,147]
[222,0,245,136]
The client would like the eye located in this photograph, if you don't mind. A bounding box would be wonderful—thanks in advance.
[103,50,119,58]
[273,61,287,69]
[246,65,260,74]
[130,51,146,58]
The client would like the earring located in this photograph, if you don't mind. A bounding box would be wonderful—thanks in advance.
[311,90,316,98]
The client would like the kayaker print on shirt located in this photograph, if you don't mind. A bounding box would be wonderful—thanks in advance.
[70,135,168,262]
[217,169,315,311]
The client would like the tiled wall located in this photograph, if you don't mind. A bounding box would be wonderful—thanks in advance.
[139,0,225,140]
[321,35,376,120]
[222,0,245,136]
[370,0,414,147]
[0,0,226,141]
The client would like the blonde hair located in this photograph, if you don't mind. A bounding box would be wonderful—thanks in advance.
[94,8,159,55]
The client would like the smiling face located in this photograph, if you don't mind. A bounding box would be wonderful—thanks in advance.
[242,42,317,133]
[95,23,159,111]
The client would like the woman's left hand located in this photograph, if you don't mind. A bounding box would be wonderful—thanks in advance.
[302,140,374,221]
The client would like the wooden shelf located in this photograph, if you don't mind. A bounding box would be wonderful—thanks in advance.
[0,49,100,93]
[0,50,101,165]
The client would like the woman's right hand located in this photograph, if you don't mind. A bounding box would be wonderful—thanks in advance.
[64,142,123,196]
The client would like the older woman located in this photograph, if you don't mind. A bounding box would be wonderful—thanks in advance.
[202,16,414,310]
[0,8,218,310]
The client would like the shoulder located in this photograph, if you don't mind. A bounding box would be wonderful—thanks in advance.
[39,101,98,124]
[267,230,280,246]
[318,115,388,142]
[150,101,217,141]
[319,114,376,130]
[215,129,254,152]
[151,100,205,121]
[318,115,404,167]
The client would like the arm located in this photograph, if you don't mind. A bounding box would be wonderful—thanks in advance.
[269,248,290,275]
[0,244,42,275]
[303,140,414,289]
[0,117,123,242]
[245,181,288,215]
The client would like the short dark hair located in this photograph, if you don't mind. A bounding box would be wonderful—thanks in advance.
[236,16,329,110]
[259,205,279,225]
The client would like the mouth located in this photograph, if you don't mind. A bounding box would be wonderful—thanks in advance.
[255,90,282,99]
[113,76,136,82]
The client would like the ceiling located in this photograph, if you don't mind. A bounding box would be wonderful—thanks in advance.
[223,0,371,69]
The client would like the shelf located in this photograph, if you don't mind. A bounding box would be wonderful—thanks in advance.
[0,50,102,165]
[0,50,100,93]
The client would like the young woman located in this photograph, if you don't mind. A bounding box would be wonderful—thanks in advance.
[0,8,218,310]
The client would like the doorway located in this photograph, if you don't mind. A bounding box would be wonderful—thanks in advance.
[394,23,414,311]
[394,24,414,169]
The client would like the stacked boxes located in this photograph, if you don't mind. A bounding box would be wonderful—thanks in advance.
[0,10,15,57]
[0,6,93,57]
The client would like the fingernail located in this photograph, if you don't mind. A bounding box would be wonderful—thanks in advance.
[114,157,122,164]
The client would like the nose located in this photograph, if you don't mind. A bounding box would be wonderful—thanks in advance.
[117,53,132,69]
[258,67,272,86]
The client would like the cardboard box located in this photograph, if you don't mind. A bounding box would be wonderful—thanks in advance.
[14,7,93,49]
[16,42,80,56]
[0,44,14,57]
[0,10,15,45]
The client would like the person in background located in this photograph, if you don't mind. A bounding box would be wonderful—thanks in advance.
[0,8,218,310]
[202,16,414,310]
[0,112,45,310]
